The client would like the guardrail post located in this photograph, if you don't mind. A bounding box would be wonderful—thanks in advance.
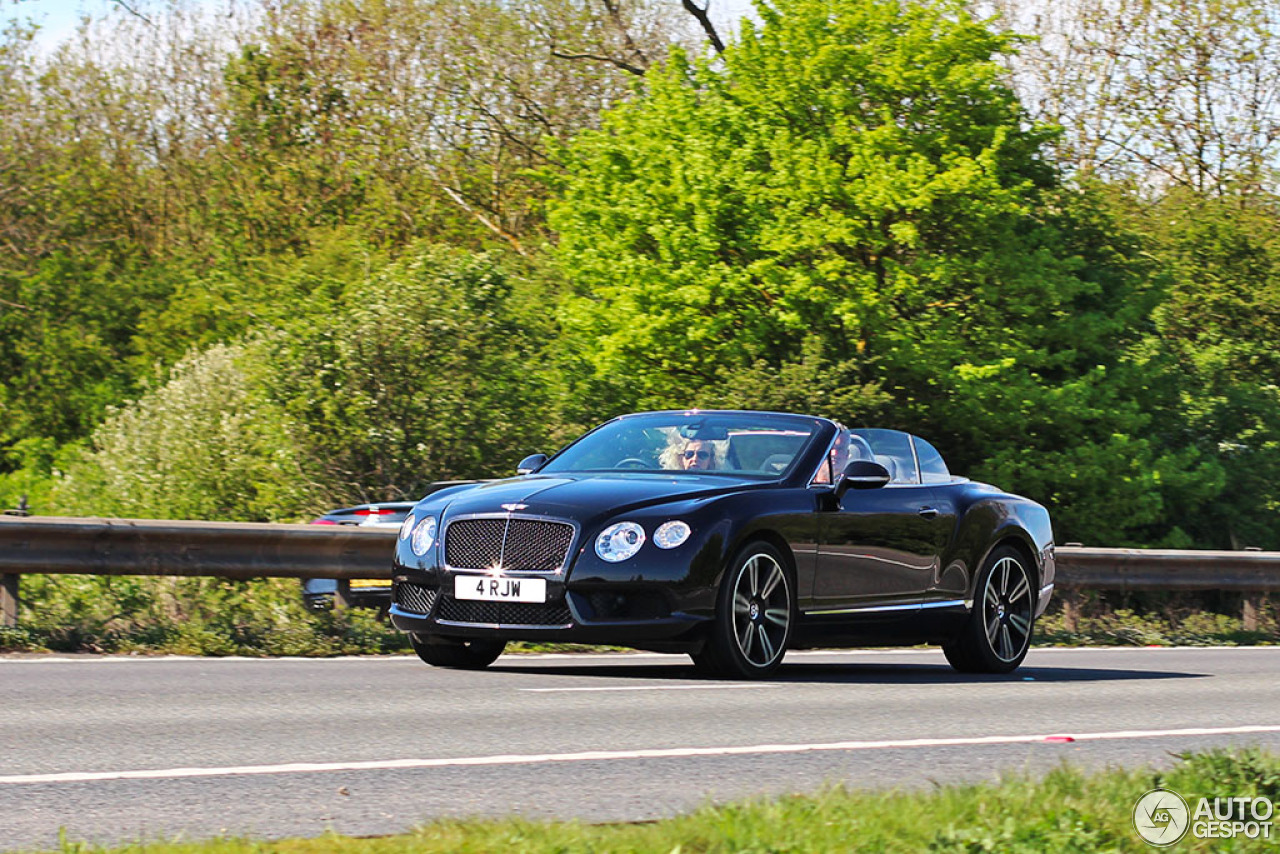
[1,573,17,628]
[1060,589,1082,633]
[334,578,352,611]
[1242,593,1264,632]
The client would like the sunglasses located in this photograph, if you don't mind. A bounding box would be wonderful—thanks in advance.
[683,449,711,461]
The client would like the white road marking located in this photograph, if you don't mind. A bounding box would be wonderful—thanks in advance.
[520,684,782,693]
[4,725,1279,786]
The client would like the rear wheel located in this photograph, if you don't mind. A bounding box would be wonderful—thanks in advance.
[943,545,1035,674]
[410,633,506,670]
[691,541,794,679]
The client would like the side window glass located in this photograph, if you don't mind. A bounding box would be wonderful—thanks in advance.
[812,428,866,485]
[811,454,832,485]
[850,428,920,484]
[914,437,951,484]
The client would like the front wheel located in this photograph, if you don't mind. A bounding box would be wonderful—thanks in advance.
[943,545,1035,674]
[691,541,795,679]
[410,634,506,670]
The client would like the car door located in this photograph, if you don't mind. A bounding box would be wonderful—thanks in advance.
[810,429,952,609]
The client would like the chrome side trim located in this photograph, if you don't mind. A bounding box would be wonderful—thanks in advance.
[804,598,967,617]
[435,619,574,631]
[389,603,427,620]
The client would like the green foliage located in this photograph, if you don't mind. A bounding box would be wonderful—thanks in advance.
[1138,191,1280,549]
[1,575,410,656]
[53,342,310,521]
[1037,607,1279,647]
[52,243,552,517]
[549,0,1215,544]
[1,0,1278,556]
[260,243,553,501]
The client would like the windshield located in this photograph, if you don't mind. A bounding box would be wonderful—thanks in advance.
[540,412,825,478]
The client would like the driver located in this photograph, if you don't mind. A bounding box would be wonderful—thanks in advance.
[659,436,719,471]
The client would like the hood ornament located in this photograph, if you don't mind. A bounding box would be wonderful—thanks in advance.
[500,503,528,513]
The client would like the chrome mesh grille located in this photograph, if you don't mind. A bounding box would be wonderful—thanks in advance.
[435,595,573,627]
[395,583,438,615]
[445,517,575,572]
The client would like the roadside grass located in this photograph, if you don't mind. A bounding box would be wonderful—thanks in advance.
[1035,607,1279,647]
[19,747,1280,853]
[1,577,1276,656]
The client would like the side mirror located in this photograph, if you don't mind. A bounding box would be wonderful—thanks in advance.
[517,453,548,475]
[834,459,891,498]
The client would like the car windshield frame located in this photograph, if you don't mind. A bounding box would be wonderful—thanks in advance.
[538,411,828,479]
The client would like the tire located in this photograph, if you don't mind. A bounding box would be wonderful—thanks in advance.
[410,633,506,670]
[690,541,795,679]
[943,545,1036,674]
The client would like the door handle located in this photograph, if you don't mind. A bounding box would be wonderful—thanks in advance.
[917,507,939,519]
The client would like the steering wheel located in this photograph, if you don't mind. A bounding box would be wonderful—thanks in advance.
[614,457,652,470]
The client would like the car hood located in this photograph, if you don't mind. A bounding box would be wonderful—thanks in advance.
[430,473,763,521]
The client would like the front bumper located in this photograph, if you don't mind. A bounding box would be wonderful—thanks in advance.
[387,574,710,646]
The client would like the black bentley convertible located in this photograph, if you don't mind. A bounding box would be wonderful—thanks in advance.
[389,410,1055,679]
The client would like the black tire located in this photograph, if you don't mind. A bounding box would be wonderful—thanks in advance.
[410,633,506,670]
[690,541,795,679]
[943,545,1036,674]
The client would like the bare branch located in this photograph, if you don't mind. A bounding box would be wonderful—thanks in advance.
[109,0,155,27]
[551,49,647,77]
[599,0,650,72]
[432,179,530,258]
[681,0,725,54]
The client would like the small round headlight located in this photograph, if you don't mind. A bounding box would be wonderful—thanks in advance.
[595,521,645,563]
[653,520,691,549]
[399,513,417,541]
[410,516,437,556]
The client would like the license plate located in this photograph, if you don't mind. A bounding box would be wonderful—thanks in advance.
[349,579,391,589]
[455,575,547,603]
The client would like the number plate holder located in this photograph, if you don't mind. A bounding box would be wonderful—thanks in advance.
[454,575,547,603]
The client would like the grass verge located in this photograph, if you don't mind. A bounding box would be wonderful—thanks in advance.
[17,747,1280,853]
[1,577,1277,656]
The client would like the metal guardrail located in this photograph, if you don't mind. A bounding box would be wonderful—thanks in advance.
[0,516,1276,630]
[0,516,396,624]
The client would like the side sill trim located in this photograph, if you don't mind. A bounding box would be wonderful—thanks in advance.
[804,598,968,617]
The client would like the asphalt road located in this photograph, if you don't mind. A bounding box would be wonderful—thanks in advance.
[3,646,1280,850]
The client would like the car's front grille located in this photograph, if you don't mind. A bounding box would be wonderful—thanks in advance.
[444,517,575,573]
[395,582,438,615]
[435,595,573,627]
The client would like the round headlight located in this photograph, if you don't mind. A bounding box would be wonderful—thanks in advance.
[653,520,691,549]
[410,516,437,556]
[595,521,645,563]
[399,513,417,541]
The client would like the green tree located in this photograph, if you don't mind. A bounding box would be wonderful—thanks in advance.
[549,0,1215,544]
[1136,189,1280,549]
[260,244,554,504]
[54,342,309,521]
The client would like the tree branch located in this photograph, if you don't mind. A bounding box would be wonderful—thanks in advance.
[550,49,647,77]
[599,0,651,72]
[432,179,530,258]
[109,0,155,27]
[681,0,725,54]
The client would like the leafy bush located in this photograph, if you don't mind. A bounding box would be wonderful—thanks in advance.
[1,575,409,656]
[53,343,312,522]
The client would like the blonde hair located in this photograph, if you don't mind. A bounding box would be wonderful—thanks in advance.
[659,433,722,470]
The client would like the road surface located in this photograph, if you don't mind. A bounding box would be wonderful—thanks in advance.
[2,646,1279,849]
